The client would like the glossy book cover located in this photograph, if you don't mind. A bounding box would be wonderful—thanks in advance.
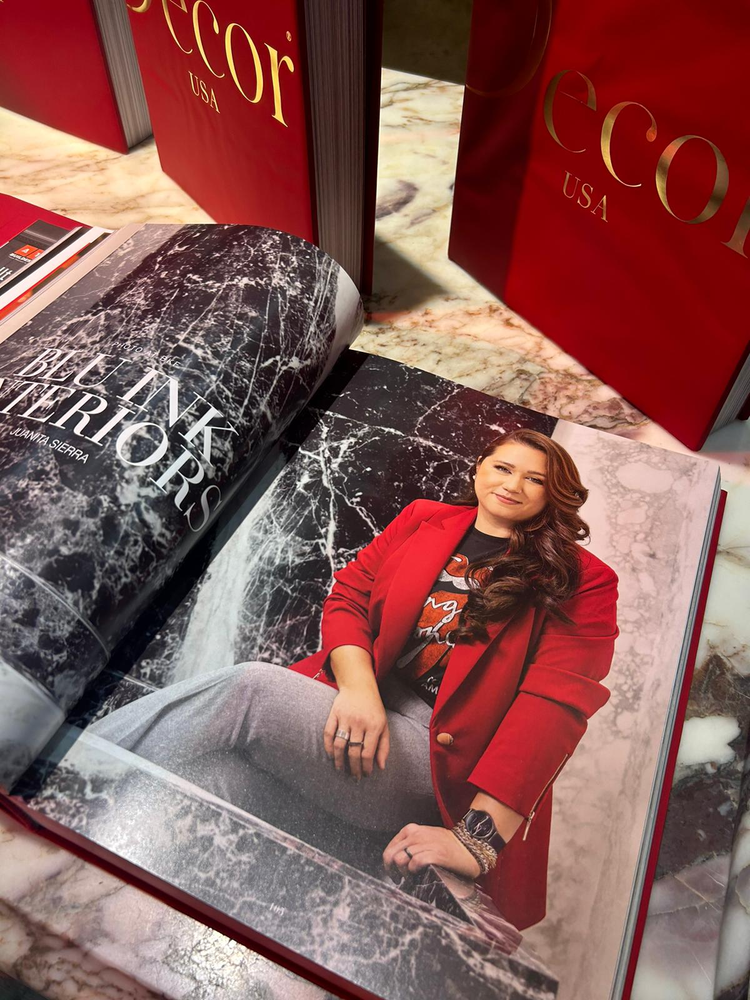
[126,0,382,290]
[0,0,141,151]
[127,1,314,238]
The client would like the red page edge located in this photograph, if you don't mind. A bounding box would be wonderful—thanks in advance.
[621,486,728,1000]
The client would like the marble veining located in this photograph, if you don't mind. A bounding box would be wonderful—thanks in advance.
[0,810,334,1000]
[76,352,554,691]
[407,865,525,956]
[631,484,750,1000]
[18,728,558,1000]
[0,224,361,788]
[522,423,721,1000]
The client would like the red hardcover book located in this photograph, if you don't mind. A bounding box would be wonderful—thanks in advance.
[0,0,150,152]
[126,0,382,290]
[0,195,79,250]
[449,0,750,450]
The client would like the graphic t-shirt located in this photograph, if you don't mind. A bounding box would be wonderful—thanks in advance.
[396,526,509,706]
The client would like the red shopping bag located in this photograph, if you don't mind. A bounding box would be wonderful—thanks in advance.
[450,0,750,449]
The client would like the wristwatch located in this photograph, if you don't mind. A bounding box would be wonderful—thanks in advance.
[462,808,507,853]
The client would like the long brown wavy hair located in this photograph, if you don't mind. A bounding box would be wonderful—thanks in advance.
[453,429,590,641]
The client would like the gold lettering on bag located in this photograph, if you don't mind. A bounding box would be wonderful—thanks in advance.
[722,196,750,257]
[655,135,729,224]
[601,102,658,188]
[543,70,596,153]
[592,195,608,221]
[189,71,220,112]
[225,23,264,104]
[193,0,225,78]
[542,69,747,254]
[562,171,579,199]
[161,0,193,55]
[129,0,295,127]
[562,173,607,221]
[266,45,295,126]
[577,182,593,209]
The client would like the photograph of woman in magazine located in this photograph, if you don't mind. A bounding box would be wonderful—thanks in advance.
[91,428,619,931]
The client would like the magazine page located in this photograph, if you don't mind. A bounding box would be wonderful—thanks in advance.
[0,224,362,790]
[10,353,720,1000]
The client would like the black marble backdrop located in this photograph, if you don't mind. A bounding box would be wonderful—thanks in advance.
[75,352,556,717]
[0,224,358,786]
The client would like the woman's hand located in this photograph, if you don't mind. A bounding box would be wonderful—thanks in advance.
[383,823,482,880]
[323,685,390,780]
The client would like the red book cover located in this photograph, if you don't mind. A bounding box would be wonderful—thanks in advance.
[0,0,130,152]
[0,195,80,248]
[449,0,750,451]
[127,0,380,289]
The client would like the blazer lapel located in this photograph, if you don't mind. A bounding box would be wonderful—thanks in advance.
[375,506,477,676]
[432,617,511,719]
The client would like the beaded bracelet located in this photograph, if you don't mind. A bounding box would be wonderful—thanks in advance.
[451,820,498,875]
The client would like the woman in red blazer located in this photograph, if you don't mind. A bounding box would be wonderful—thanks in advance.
[92,427,618,932]
[290,428,618,930]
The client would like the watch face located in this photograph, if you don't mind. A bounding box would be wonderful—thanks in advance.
[465,809,496,842]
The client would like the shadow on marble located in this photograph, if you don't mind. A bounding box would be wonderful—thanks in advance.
[369,235,448,311]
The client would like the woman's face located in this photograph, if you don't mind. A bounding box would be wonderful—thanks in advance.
[473,442,548,534]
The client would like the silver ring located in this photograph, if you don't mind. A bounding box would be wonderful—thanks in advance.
[404,847,413,859]
[335,728,351,741]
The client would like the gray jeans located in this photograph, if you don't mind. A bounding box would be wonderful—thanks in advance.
[90,663,441,865]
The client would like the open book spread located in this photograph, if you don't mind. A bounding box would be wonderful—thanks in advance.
[0,223,722,1000]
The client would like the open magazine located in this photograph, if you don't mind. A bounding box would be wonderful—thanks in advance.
[0,221,723,1000]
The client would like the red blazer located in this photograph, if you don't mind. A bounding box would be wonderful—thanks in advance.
[290,499,619,929]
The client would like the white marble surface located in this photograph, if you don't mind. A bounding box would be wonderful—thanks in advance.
[0,65,748,1000]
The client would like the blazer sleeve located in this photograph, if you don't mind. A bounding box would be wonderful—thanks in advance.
[320,499,427,658]
[468,555,619,821]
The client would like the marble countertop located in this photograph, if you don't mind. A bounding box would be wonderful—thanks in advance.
[0,67,748,1000]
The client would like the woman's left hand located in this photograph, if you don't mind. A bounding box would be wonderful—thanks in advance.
[383,823,481,880]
